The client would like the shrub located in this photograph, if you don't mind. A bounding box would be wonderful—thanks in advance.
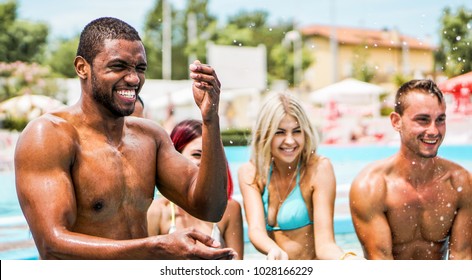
[1,115,29,131]
[221,128,251,146]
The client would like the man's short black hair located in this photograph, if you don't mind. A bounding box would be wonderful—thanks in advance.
[76,17,142,65]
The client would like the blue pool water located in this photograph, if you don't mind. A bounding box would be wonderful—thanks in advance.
[1,144,471,259]
[226,144,472,187]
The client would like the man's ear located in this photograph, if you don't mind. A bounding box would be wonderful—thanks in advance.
[74,56,90,80]
[390,112,401,132]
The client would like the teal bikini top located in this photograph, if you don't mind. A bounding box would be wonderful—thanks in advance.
[262,163,313,231]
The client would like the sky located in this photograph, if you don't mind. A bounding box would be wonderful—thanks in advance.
[15,0,470,44]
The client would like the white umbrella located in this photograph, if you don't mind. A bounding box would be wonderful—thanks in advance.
[0,94,66,120]
[309,78,386,104]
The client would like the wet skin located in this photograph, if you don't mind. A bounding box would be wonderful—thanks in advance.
[15,38,234,259]
[350,91,472,260]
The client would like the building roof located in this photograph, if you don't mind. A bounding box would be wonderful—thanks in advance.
[300,24,435,50]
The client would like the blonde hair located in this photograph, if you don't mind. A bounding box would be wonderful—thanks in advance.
[249,92,319,187]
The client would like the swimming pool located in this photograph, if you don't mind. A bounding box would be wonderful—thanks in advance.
[1,144,471,259]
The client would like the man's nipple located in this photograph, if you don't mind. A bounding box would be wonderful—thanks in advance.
[92,200,105,211]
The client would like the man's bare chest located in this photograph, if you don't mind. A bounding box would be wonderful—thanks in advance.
[385,181,459,242]
[71,139,157,216]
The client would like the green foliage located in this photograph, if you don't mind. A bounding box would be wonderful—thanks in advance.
[380,106,394,117]
[391,72,413,88]
[221,128,251,146]
[143,0,217,79]
[0,0,49,63]
[142,2,313,85]
[211,10,313,87]
[1,115,28,131]
[47,36,80,78]
[436,6,472,76]
[270,42,314,86]
[351,45,375,82]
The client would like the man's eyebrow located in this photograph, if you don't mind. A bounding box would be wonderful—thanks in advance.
[109,59,147,67]
[413,114,431,118]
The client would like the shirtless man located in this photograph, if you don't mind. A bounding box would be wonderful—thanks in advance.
[350,79,472,260]
[14,17,235,260]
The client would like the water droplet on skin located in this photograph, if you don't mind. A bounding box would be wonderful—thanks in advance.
[440,216,444,221]
[447,203,451,208]
[431,242,434,247]
[457,186,463,192]
[412,161,416,165]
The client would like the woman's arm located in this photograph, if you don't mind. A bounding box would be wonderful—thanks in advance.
[311,157,348,259]
[220,199,244,259]
[238,163,288,259]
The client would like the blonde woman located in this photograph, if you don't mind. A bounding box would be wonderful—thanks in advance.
[238,92,361,260]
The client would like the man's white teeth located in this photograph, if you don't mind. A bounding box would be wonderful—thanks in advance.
[118,90,136,98]
[423,139,437,144]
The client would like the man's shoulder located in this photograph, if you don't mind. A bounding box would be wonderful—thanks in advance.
[21,112,76,139]
[438,157,472,193]
[350,157,393,198]
[437,156,469,173]
[354,157,391,182]
[125,116,167,135]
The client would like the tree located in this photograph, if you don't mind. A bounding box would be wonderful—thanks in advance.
[436,6,472,77]
[143,0,217,79]
[351,44,375,82]
[47,36,80,78]
[212,10,312,87]
[142,0,165,79]
[141,0,313,86]
[0,0,49,63]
